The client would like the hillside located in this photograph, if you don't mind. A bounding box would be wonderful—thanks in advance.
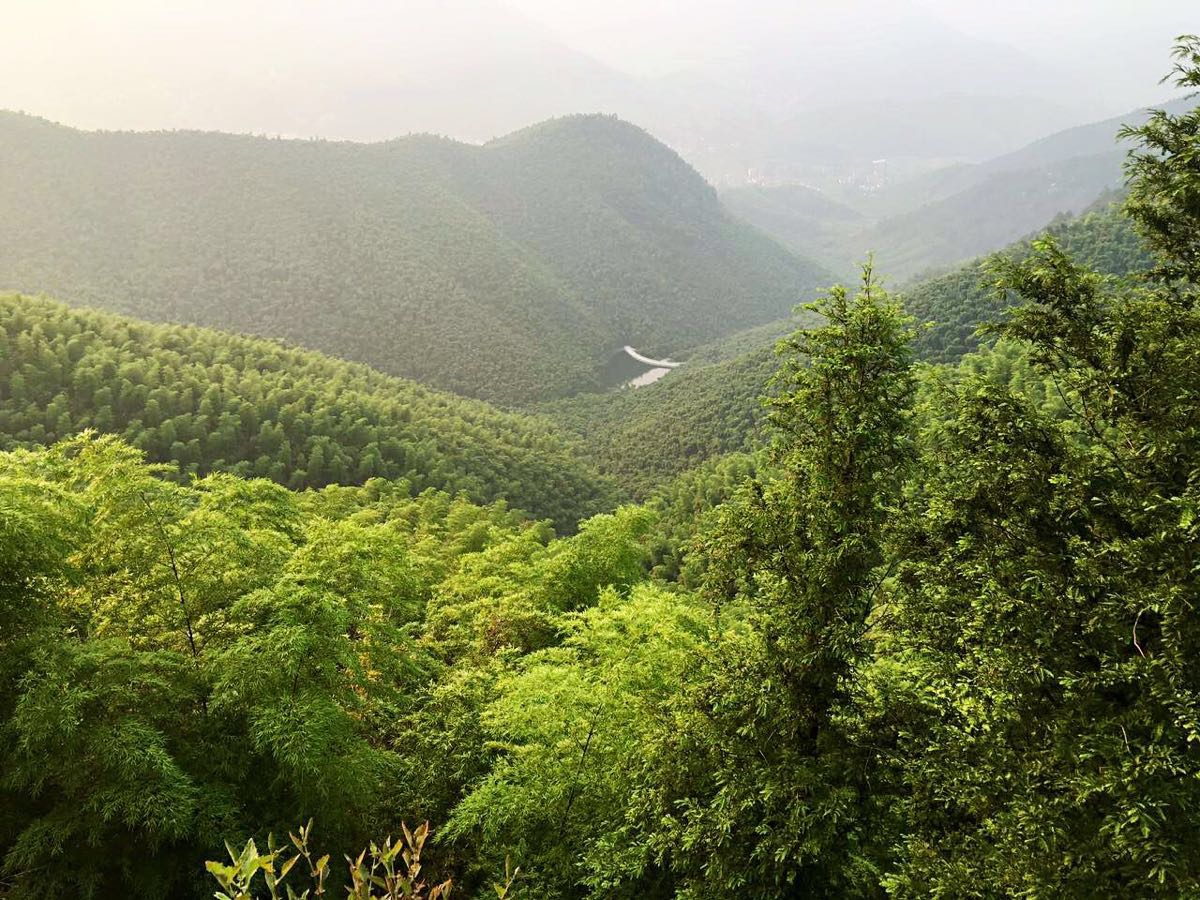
[0,293,620,528]
[724,150,1128,280]
[554,200,1154,494]
[541,343,779,498]
[905,199,1152,361]
[862,97,1192,217]
[0,112,825,405]
[722,99,1190,280]
[859,151,1125,278]
[721,184,865,277]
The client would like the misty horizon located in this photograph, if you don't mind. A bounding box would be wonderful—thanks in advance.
[5,2,1193,163]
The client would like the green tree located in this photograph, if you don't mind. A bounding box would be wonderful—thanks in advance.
[635,266,916,897]
[444,585,709,898]
[1121,35,1200,279]
[886,42,1200,896]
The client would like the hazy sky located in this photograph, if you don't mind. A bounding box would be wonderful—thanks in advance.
[504,0,1193,76]
[3,0,1194,139]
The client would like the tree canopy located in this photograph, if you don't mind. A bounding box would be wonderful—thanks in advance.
[0,293,620,529]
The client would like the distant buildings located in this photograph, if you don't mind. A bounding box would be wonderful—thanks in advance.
[743,158,890,193]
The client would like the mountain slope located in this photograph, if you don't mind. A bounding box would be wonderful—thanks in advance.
[905,200,1151,361]
[541,344,778,498]
[725,150,1128,282]
[540,312,813,496]
[864,97,1193,217]
[859,151,1126,279]
[0,112,825,404]
[721,185,864,276]
[551,201,1154,494]
[0,293,620,528]
[722,100,1190,280]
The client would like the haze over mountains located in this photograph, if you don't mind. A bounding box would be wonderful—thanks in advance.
[723,97,1194,279]
[7,1,1191,186]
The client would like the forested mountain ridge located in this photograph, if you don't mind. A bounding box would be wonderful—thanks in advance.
[0,111,825,405]
[0,293,620,528]
[905,198,1151,360]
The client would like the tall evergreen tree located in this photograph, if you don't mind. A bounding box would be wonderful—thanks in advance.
[886,37,1200,897]
[636,267,916,897]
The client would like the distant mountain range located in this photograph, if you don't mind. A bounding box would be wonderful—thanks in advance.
[723,98,1191,280]
[0,112,824,405]
[7,0,1160,187]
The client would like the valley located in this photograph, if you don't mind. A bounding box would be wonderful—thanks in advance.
[619,345,679,387]
[0,112,825,406]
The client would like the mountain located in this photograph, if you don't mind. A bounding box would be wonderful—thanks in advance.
[739,94,1082,189]
[553,199,1154,494]
[4,1,1105,190]
[0,293,621,528]
[976,96,1193,177]
[905,199,1152,362]
[542,344,777,499]
[856,152,1126,279]
[721,184,866,276]
[730,152,1127,281]
[0,112,825,404]
[541,314,809,497]
[721,99,1191,280]
[864,97,1193,218]
[654,6,1097,184]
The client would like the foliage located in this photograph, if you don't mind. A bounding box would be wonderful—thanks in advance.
[0,435,558,898]
[1121,36,1200,280]
[629,266,917,897]
[391,505,661,870]
[644,451,762,584]
[883,46,1200,894]
[0,112,825,404]
[443,585,708,898]
[206,820,458,900]
[0,293,621,529]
